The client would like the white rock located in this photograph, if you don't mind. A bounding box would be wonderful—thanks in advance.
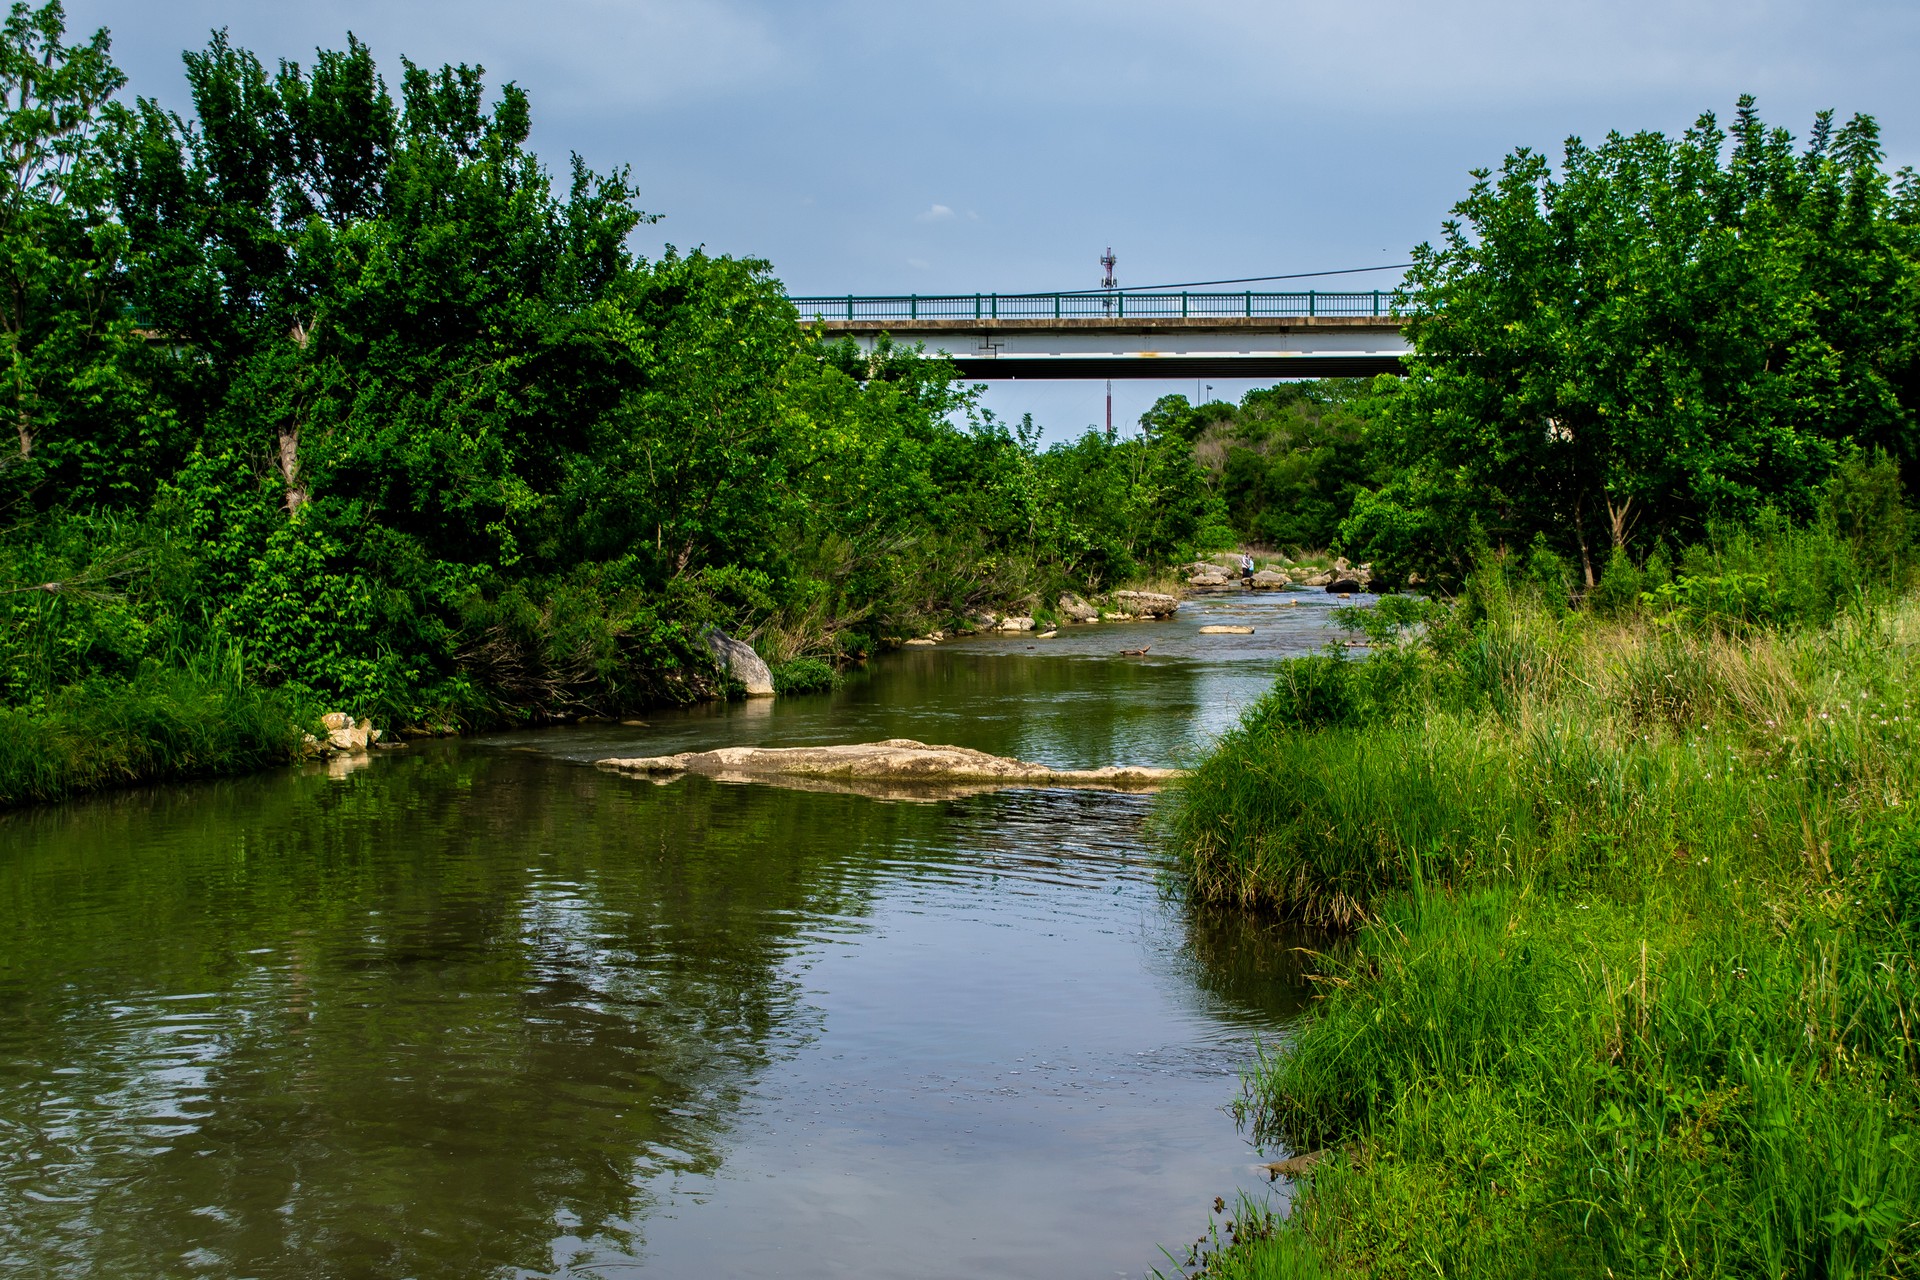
[704,629,775,696]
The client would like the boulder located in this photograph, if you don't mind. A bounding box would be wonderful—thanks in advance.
[1108,590,1179,617]
[1326,578,1364,594]
[321,711,353,731]
[998,615,1035,632]
[705,629,775,696]
[1249,568,1291,588]
[1198,624,1255,634]
[326,724,370,752]
[904,638,936,646]
[1301,571,1334,586]
[1056,593,1100,623]
[1333,557,1351,572]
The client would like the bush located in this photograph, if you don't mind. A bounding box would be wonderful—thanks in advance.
[771,657,837,696]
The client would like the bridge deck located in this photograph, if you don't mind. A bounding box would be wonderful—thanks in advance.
[789,291,1408,378]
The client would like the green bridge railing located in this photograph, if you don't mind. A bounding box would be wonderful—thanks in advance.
[787,289,1398,322]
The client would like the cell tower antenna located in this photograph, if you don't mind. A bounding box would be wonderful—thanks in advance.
[1100,247,1117,431]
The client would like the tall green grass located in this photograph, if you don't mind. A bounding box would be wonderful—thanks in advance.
[0,647,310,808]
[1166,587,1920,1277]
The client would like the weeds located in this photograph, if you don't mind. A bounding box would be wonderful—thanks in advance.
[1166,578,1920,1277]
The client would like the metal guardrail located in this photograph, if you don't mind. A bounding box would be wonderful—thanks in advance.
[787,290,1398,321]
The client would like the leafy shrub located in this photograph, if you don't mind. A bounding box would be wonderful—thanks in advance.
[771,657,837,696]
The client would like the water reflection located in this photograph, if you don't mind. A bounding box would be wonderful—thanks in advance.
[0,592,1344,1278]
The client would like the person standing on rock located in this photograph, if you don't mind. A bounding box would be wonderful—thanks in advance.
[1240,552,1254,588]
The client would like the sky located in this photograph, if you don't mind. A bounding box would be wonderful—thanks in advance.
[67,0,1920,439]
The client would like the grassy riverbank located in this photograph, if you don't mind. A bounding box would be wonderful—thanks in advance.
[1166,551,1920,1276]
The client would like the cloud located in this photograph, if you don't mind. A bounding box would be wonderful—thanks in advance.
[96,0,794,113]
[916,203,956,223]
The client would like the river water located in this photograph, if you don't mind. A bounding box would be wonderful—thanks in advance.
[0,590,1362,1279]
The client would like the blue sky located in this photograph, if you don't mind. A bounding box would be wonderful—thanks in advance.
[68,0,1920,438]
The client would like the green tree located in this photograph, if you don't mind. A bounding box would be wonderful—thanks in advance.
[1347,98,1920,586]
[0,1,168,506]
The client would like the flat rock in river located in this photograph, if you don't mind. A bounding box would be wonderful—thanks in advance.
[598,739,1179,794]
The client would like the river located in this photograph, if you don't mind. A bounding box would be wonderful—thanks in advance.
[0,589,1362,1279]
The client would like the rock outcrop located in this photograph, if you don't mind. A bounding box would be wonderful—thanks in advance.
[998,615,1035,632]
[1185,568,1231,588]
[315,712,383,754]
[1056,593,1099,623]
[705,629,775,696]
[598,739,1179,795]
[1106,590,1179,617]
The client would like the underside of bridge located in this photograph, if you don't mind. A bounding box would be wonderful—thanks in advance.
[803,313,1409,380]
[936,353,1404,379]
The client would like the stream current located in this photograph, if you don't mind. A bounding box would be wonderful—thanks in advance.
[0,589,1366,1279]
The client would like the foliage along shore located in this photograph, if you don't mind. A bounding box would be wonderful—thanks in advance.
[1149,82,1920,1280]
[0,7,1231,809]
[1163,511,1920,1277]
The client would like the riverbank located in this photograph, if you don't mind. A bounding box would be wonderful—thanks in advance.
[1164,587,1920,1275]
[0,572,1199,811]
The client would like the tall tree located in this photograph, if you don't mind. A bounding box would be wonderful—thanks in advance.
[0,1,163,506]
[1344,99,1920,585]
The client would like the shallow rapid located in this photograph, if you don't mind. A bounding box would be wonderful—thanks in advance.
[0,589,1363,1279]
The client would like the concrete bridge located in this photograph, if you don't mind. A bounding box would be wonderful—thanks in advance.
[787,290,1408,379]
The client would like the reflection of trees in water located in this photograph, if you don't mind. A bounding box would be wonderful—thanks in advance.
[1167,900,1321,1029]
[0,748,956,1278]
[829,651,1210,768]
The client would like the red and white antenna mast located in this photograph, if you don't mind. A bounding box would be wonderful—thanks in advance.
[1100,247,1117,431]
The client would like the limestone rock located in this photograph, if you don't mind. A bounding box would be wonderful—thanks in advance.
[1326,578,1364,594]
[1056,593,1099,623]
[904,638,936,646]
[704,629,775,697]
[598,739,1180,794]
[1198,624,1255,634]
[1302,571,1334,586]
[321,711,353,731]
[998,615,1035,632]
[1107,590,1179,617]
[326,725,370,752]
[1261,1149,1331,1181]
[1249,568,1290,588]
